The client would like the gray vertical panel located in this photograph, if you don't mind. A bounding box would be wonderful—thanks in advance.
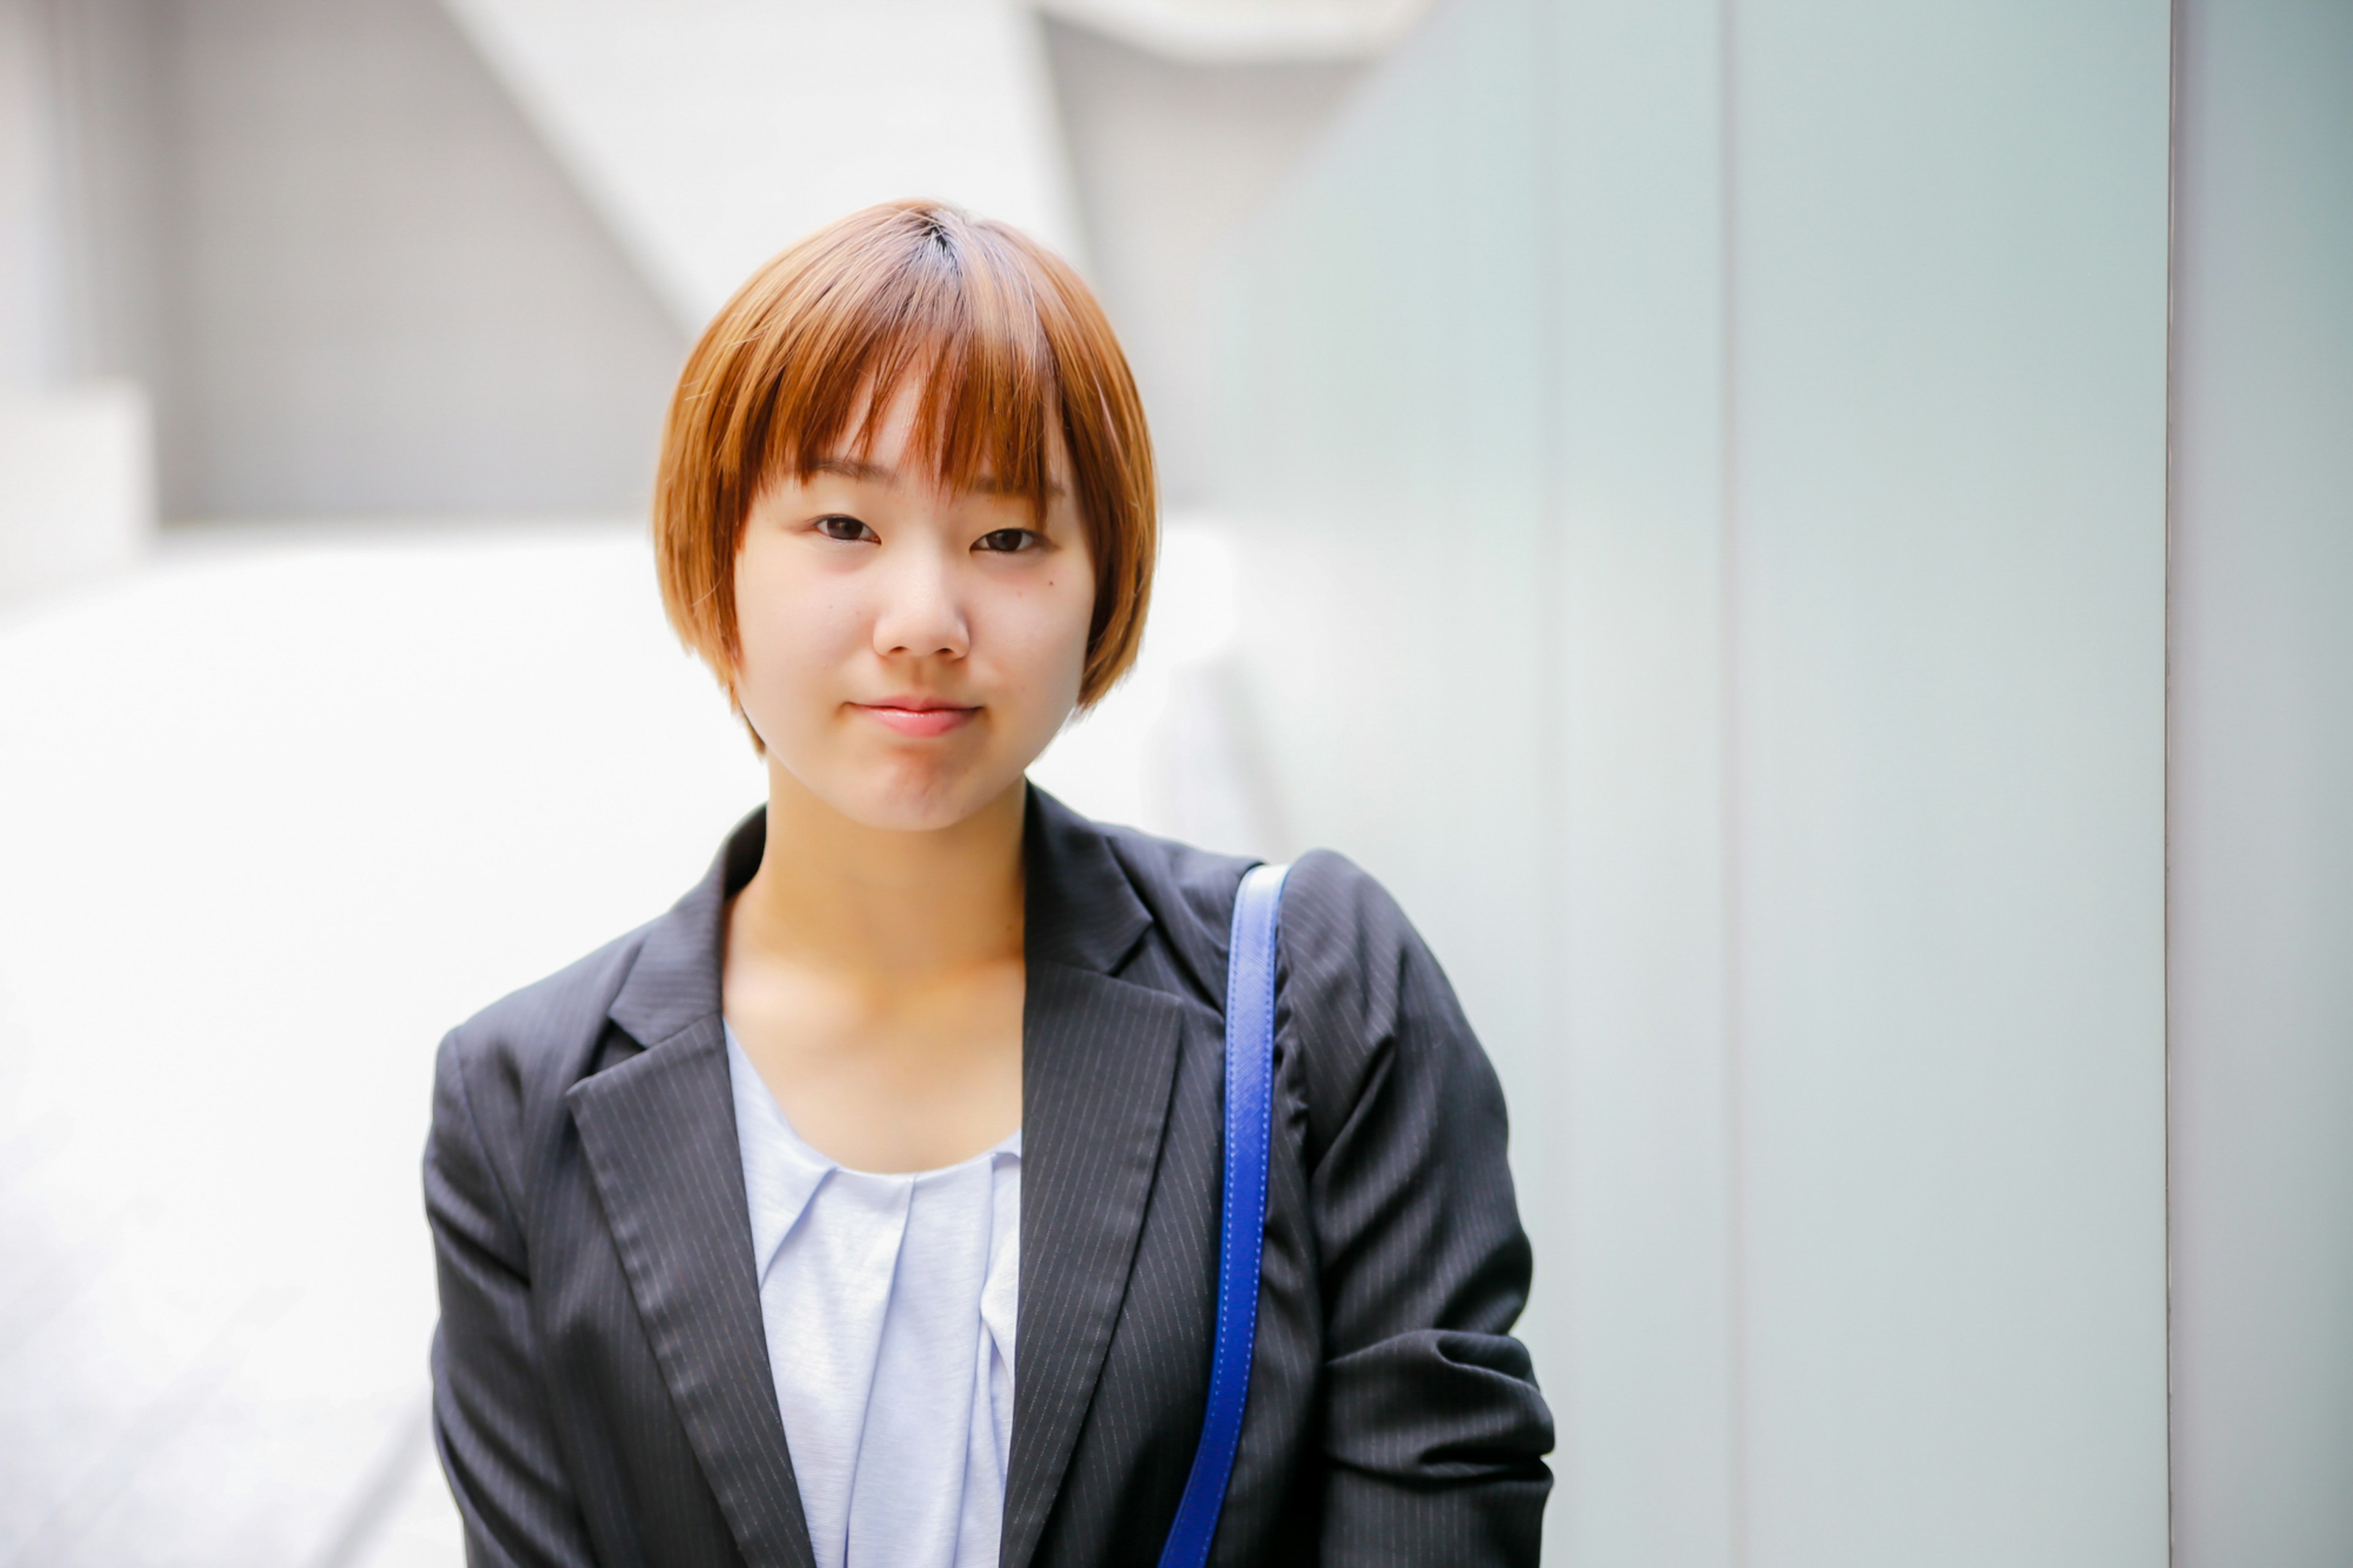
[49,0,170,395]
[161,0,684,518]
[1548,1,1737,1564]
[0,0,64,387]
[2170,2,2353,1562]
[1728,2,2171,1562]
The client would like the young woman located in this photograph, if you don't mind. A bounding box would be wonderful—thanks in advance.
[425,201,1552,1568]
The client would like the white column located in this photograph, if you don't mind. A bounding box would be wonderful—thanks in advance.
[1726,2,2172,1559]
[1547,1,1736,1563]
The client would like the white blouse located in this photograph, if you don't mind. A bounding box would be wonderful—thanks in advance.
[725,1026,1021,1568]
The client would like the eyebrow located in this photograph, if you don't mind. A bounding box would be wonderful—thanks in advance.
[806,455,1064,499]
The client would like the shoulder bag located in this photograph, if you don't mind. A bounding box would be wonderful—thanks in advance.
[1156,861,1290,1568]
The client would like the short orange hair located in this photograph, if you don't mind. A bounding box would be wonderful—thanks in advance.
[653,200,1156,716]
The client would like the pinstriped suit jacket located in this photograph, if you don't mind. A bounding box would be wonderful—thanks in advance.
[425,787,1553,1567]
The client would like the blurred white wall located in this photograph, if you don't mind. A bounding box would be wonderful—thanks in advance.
[0,525,763,1568]
[2169,2,2353,1562]
[438,0,1082,329]
[0,381,150,597]
[1215,1,2171,1564]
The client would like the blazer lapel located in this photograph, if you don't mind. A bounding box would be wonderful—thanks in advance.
[1002,789,1179,1568]
[569,813,817,1568]
[1003,962,1184,1568]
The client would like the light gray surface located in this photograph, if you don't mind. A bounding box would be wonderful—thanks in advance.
[13,0,170,397]
[2169,2,2353,1561]
[158,0,687,519]
[0,0,70,388]
[1216,0,2171,1561]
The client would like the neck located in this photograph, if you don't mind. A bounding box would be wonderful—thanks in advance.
[732,764,1028,984]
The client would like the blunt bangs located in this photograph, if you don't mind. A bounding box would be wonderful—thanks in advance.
[653,200,1156,716]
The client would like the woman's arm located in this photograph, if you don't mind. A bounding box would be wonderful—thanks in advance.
[425,1029,602,1568]
[1283,854,1555,1566]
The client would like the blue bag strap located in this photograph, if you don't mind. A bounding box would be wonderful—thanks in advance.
[1157,860,1290,1568]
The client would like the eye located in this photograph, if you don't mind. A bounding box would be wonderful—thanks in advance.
[975,528,1040,555]
[815,514,877,543]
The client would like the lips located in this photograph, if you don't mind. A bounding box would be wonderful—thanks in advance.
[854,700,979,738]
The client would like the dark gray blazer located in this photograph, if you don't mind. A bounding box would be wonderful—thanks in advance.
[426,787,1552,1568]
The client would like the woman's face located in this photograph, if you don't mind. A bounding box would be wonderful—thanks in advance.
[730,382,1096,833]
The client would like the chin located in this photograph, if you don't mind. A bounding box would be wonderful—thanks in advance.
[817,760,1020,835]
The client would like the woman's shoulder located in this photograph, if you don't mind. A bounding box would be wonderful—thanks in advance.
[1090,816,1491,1161]
[1083,812,1452,1048]
[1141,837,1404,936]
[431,915,663,1142]
[1085,812,1423,979]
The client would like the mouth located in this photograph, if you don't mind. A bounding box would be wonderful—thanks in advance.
[852,699,981,738]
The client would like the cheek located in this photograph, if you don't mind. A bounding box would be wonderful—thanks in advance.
[732,543,857,702]
[986,570,1093,698]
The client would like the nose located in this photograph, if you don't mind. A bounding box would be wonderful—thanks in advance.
[870,540,971,663]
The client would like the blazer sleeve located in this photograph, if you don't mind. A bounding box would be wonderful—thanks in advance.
[425,1029,601,1568]
[1281,854,1556,1566]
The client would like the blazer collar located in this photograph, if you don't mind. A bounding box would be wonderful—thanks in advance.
[1020,784,1156,977]
[605,805,764,1053]
[588,784,1176,1568]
